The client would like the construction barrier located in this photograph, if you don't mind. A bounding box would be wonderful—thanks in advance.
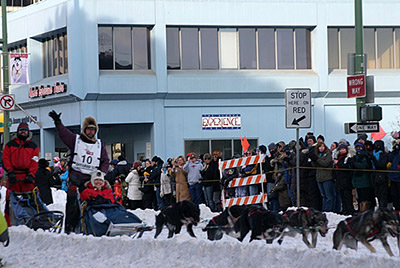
[219,154,267,208]
[220,154,264,170]
[224,193,268,207]
[227,174,266,188]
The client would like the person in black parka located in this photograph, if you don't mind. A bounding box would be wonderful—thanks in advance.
[35,158,55,205]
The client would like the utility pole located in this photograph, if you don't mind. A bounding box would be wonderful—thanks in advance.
[355,0,365,127]
[0,0,10,146]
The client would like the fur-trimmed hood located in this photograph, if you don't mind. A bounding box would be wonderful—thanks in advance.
[81,116,98,142]
[84,179,111,190]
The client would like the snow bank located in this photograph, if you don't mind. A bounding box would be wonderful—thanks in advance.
[1,189,400,267]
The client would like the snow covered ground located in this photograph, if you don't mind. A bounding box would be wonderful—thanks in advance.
[1,187,400,268]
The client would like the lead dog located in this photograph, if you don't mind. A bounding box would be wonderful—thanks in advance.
[234,205,284,243]
[203,205,246,241]
[278,207,329,248]
[333,207,399,256]
[154,200,200,239]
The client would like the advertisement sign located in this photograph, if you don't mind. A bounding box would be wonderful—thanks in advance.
[202,114,241,130]
[29,82,67,98]
[9,53,29,85]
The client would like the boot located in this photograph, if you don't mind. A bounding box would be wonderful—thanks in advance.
[359,201,371,213]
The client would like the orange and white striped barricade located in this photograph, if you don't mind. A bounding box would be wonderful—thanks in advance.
[224,193,268,207]
[219,154,267,208]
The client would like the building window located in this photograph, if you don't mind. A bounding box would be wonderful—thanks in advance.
[239,28,256,69]
[167,27,311,70]
[8,40,27,53]
[181,28,199,70]
[295,29,311,69]
[98,25,151,71]
[6,0,42,6]
[258,28,275,69]
[184,138,258,160]
[42,31,68,78]
[219,28,238,69]
[200,28,218,69]
[328,27,400,69]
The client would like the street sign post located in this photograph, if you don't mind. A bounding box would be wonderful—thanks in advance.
[0,94,15,111]
[347,74,366,98]
[285,88,311,208]
[344,122,379,134]
[285,88,311,129]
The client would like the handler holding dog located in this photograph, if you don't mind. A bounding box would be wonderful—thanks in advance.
[49,110,109,233]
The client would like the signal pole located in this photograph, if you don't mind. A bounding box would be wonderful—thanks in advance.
[0,0,10,145]
[355,0,366,128]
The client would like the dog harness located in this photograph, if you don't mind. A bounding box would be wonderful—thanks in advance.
[285,209,321,230]
[344,217,379,238]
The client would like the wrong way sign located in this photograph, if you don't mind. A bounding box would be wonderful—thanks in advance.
[0,94,15,110]
[285,88,311,128]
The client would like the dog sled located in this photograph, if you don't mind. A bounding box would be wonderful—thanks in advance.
[79,201,152,238]
[8,188,64,233]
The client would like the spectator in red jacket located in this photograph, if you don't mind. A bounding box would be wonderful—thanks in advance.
[81,171,115,204]
[3,122,39,225]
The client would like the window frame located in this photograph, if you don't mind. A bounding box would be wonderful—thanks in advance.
[328,26,400,70]
[184,138,259,160]
[98,25,152,71]
[39,31,68,79]
[167,26,312,71]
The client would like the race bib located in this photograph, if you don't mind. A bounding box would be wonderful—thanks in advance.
[72,135,101,175]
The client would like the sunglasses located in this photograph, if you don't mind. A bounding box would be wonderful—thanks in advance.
[204,157,211,160]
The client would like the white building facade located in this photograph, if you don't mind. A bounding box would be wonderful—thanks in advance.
[3,0,400,161]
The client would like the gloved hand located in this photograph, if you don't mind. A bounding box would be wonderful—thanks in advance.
[8,172,17,185]
[48,110,62,125]
[24,175,35,184]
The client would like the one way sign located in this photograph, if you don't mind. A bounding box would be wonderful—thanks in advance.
[285,88,311,128]
[344,122,380,134]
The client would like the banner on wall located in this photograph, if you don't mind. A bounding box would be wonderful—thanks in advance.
[202,114,241,130]
[9,53,29,85]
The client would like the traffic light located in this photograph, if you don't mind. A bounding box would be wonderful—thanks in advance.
[360,105,382,121]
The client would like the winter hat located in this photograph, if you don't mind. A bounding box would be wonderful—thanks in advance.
[338,144,348,151]
[38,158,49,168]
[359,134,368,141]
[268,143,277,151]
[374,140,384,151]
[365,140,374,150]
[91,170,105,186]
[17,123,29,132]
[81,116,98,142]
[317,135,325,142]
[354,142,365,152]
[258,145,267,154]
[307,135,317,143]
